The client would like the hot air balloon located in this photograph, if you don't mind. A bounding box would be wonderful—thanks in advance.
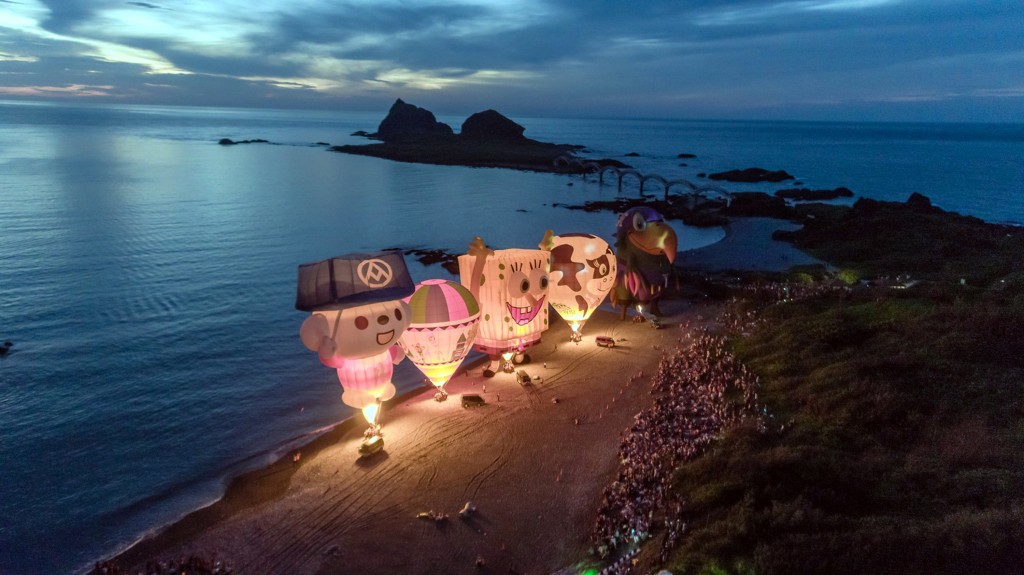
[296,251,415,446]
[539,230,617,343]
[611,206,679,319]
[398,279,481,401]
[458,237,550,373]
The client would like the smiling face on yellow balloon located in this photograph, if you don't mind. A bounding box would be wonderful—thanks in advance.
[458,248,550,355]
[504,259,549,325]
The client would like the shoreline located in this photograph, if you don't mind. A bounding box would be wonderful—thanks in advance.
[95,215,818,573]
[98,357,487,571]
[679,216,829,272]
[97,301,721,574]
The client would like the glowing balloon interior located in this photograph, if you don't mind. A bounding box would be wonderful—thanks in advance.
[458,239,550,364]
[542,231,617,342]
[296,251,415,437]
[611,207,679,318]
[398,279,481,400]
[300,300,411,416]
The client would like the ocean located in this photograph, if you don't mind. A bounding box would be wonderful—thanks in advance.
[0,101,1022,575]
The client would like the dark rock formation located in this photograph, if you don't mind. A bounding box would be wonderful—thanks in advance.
[376,99,453,142]
[708,168,795,183]
[597,159,631,169]
[723,192,790,218]
[554,195,729,228]
[333,99,583,173]
[677,153,697,159]
[906,192,933,210]
[390,247,462,275]
[775,187,854,201]
[625,152,641,157]
[460,109,525,141]
[218,138,269,145]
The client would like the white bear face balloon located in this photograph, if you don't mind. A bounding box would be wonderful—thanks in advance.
[300,300,411,366]
[295,251,415,425]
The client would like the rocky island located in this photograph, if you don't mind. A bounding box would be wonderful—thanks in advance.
[332,99,604,173]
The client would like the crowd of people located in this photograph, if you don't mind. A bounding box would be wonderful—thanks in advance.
[590,327,762,563]
[732,278,851,303]
[92,555,232,575]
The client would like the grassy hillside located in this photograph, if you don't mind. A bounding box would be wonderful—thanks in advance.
[660,200,1024,575]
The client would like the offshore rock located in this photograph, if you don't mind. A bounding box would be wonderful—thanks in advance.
[333,99,583,173]
[218,138,269,145]
[376,98,454,142]
[723,192,790,218]
[708,167,795,183]
[460,109,526,141]
[775,187,854,201]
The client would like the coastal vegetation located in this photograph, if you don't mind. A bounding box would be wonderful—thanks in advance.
[656,199,1024,575]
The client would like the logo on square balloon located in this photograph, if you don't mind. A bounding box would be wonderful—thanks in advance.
[358,259,394,288]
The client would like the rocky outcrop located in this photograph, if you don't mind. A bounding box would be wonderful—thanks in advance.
[460,110,525,141]
[905,192,933,210]
[775,187,854,201]
[376,99,454,142]
[218,138,269,145]
[722,192,790,218]
[335,99,584,173]
[708,168,795,183]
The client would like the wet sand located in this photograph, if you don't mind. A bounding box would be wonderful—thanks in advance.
[106,300,714,575]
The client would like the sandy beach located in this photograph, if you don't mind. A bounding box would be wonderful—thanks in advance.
[104,297,720,575]
[100,220,817,575]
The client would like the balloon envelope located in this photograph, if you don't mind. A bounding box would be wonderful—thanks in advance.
[398,279,481,389]
[300,300,411,411]
[338,349,399,410]
[295,250,415,312]
[546,233,616,332]
[612,207,678,308]
[458,248,550,356]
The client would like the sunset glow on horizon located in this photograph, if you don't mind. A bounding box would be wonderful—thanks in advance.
[1,0,1022,121]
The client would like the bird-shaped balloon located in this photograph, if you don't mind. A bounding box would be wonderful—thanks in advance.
[611,206,679,318]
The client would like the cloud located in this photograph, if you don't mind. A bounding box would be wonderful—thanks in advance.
[0,52,39,62]
[0,0,1021,120]
[0,83,114,96]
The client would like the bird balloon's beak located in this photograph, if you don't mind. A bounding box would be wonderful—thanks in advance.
[629,221,678,263]
[661,224,678,264]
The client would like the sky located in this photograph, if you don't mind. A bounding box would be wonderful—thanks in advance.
[1,0,1022,122]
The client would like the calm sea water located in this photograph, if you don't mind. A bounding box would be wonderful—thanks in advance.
[1,101,1022,574]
